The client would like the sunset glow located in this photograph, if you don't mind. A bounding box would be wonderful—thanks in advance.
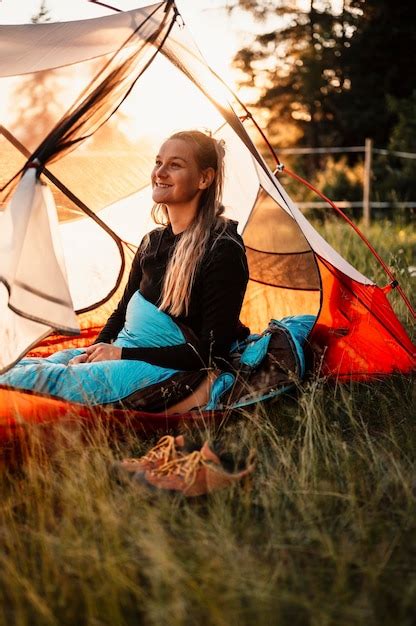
[0,1,244,150]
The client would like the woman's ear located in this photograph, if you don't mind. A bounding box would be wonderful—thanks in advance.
[198,167,215,190]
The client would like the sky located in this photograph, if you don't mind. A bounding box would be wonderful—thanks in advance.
[0,1,346,96]
[0,0,256,85]
[0,0,272,137]
[0,0,273,152]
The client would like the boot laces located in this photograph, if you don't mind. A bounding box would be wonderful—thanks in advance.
[153,450,205,486]
[139,435,176,465]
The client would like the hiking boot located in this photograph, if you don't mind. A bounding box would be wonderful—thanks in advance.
[138,441,256,497]
[117,435,186,475]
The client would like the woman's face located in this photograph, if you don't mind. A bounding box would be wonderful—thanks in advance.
[151,138,208,207]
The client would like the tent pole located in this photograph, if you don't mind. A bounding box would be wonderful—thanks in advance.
[0,124,127,314]
[284,166,416,319]
[202,42,415,318]
[89,0,122,11]
[85,0,415,320]
[87,0,282,169]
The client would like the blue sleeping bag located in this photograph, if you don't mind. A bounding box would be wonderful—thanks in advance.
[0,290,316,410]
[205,315,316,410]
[0,292,185,405]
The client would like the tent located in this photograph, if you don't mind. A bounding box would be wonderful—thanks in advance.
[0,1,414,442]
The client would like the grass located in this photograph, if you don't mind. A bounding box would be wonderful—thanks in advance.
[313,216,415,333]
[0,219,415,626]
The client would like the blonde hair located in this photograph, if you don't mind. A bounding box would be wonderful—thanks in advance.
[152,130,227,317]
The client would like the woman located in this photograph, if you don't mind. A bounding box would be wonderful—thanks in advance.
[0,130,249,411]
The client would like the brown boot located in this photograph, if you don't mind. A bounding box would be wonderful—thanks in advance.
[140,441,256,497]
[117,435,186,475]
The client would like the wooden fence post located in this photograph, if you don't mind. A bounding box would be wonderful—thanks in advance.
[363,137,373,227]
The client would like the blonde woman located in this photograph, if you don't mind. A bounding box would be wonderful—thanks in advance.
[0,131,249,411]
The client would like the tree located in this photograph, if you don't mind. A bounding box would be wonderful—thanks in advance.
[232,0,360,159]
[336,1,416,147]
[233,0,416,151]
[232,0,416,204]
[374,92,416,205]
[32,0,50,23]
[10,2,60,152]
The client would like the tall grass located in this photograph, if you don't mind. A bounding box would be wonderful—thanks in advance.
[313,216,415,333]
[0,219,415,626]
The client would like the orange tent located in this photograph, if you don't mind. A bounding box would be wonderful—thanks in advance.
[0,2,414,444]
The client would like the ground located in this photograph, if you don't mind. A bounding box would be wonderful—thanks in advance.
[0,218,415,626]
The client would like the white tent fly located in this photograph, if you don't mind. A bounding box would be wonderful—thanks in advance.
[0,1,414,380]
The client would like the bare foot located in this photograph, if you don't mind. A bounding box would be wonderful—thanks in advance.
[164,370,219,415]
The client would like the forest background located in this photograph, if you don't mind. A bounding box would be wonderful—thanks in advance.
[230,0,416,215]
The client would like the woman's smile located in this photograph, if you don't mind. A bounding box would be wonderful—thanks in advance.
[151,138,204,207]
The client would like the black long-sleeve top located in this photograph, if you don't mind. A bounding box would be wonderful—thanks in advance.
[95,220,250,371]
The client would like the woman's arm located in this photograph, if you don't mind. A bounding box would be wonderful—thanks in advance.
[75,232,248,370]
[119,236,249,371]
[68,247,145,365]
[196,236,249,367]
[119,343,204,370]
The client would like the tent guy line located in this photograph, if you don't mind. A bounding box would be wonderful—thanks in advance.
[282,165,416,320]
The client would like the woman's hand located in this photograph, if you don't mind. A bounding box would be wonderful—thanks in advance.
[68,352,88,366]
[68,343,122,365]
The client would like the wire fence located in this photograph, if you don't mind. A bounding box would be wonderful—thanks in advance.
[276,139,416,225]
